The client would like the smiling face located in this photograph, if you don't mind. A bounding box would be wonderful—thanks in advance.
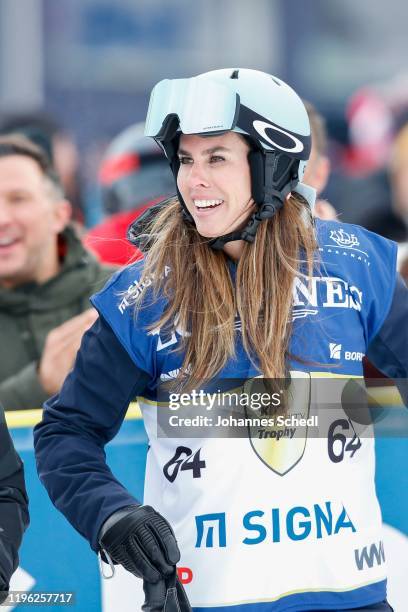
[0,155,71,288]
[177,132,255,239]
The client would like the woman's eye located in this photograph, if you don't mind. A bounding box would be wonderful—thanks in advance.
[210,155,224,163]
[178,156,192,165]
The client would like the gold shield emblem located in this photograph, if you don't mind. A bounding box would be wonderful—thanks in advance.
[244,372,311,476]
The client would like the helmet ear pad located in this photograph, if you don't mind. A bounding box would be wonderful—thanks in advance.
[248,148,300,207]
[248,149,265,205]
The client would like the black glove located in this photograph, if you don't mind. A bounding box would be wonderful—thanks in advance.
[99,505,192,610]
[98,505,180,583]
[142,570,192,612]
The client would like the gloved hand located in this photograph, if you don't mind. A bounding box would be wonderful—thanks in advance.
[98,505,192,611]
[99,505,180,582]
[142,570,192,612]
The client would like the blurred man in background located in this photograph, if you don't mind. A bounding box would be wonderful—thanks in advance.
[362,121,408,280]
[389,123,408,277]
[0,135,114,411]
[84,122,175,265]
[0,404,29,603]
[363,122,408,244]
[390,123,408,234]
[303,101,338,221]
[0,113,84,226]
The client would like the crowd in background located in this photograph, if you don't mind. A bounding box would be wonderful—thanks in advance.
[0,75,407,412]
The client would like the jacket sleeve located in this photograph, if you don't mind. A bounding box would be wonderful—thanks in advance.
[0,408,29,602]
[366,273,408,406]
[0,364,48,412]
[33,315,150,552]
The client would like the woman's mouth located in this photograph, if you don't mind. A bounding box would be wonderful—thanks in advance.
[193,199,224,211]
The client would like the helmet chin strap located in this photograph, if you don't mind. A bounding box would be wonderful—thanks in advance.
[208,199,283,250]
[205,197,254,250]
[208,152,299,250]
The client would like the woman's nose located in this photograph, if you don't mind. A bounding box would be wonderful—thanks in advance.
[187,162,210,188]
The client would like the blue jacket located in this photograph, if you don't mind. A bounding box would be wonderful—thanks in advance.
[34,220,408,554]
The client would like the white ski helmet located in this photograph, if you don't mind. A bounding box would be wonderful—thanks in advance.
[144,68,315,248]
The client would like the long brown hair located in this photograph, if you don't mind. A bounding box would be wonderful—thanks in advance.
[135,194,317,388]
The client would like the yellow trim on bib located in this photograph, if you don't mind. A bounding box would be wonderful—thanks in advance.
[5,402,142,429]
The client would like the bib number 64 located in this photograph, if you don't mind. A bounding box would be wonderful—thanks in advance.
[328,419,362,463]
[163,446,206,482]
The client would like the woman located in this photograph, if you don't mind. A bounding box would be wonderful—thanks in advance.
[34,69,407,611]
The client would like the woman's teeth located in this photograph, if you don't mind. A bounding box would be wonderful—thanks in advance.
[194,199,223,209]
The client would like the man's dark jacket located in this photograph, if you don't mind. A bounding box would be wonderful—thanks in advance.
[0,406,29,602]
[0,225,115,410]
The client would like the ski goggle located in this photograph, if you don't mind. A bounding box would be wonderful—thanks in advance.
[145,77,240,139]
